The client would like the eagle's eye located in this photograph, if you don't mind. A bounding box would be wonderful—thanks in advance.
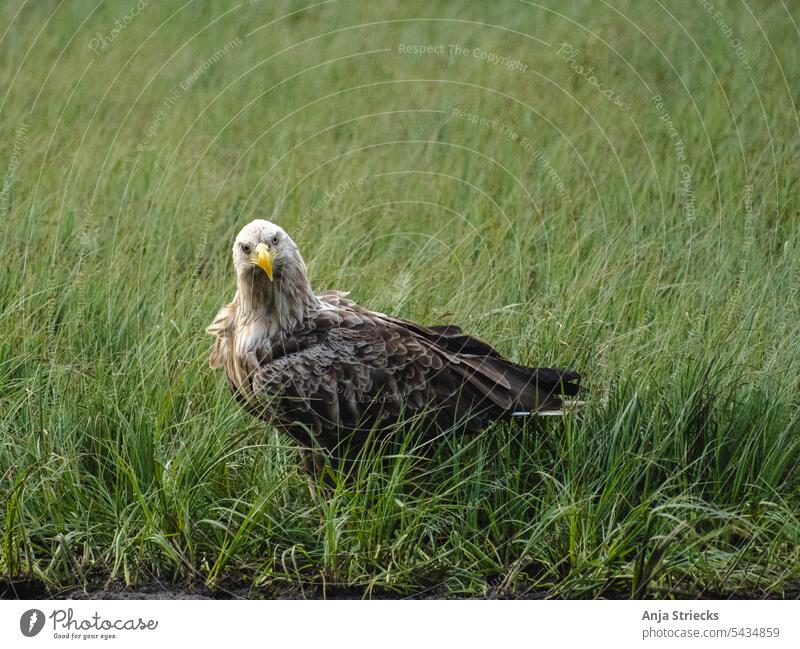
[240,242,252,255]
[271,234,280,245]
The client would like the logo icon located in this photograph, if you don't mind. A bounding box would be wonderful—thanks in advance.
[20,609,45,637]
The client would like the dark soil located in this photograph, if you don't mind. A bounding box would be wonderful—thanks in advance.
[2,576,799,600]
[0,576,444,600]
[1,577,357,600]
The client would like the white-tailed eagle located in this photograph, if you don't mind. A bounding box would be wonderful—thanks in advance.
[207,220,581,476]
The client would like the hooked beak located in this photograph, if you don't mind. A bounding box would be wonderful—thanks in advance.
[252,242,273,281]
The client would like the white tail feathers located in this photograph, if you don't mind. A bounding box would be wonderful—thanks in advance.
[512,400,585,417]
[512,409,563,416]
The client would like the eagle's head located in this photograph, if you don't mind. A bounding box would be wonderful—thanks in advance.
[233,219,304,282]
[232,219,317,328]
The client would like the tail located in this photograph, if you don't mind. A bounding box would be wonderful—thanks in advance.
[454,356,583,418]
[511,367,583,417]
[396,320,584,420]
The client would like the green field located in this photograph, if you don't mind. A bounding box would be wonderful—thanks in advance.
[1,0,798,598]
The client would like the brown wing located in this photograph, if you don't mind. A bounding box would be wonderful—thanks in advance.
[251,308,445,446]
[317,292,580,409]
[250,298,580,453]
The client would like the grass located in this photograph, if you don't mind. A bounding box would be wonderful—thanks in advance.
[1,0,799,598]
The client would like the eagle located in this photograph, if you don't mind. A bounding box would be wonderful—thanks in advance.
[207,220,581,477]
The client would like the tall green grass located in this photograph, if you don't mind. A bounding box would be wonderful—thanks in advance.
[1,0,798,597]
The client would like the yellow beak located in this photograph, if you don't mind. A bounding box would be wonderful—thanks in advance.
[253,242,273,281]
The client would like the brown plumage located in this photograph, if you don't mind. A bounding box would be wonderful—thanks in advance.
[207,220,581,475]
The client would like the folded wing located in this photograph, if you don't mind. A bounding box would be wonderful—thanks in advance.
[250,295,581,447]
